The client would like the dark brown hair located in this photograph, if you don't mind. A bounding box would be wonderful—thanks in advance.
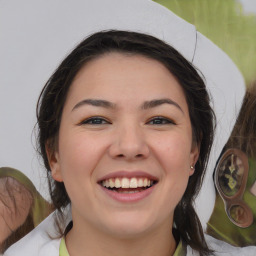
[36,30,215,255]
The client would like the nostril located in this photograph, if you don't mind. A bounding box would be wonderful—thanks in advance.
[115,153,144,159]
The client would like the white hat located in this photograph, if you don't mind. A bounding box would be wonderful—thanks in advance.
[0,0,245,229]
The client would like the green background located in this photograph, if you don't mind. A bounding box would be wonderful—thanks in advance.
[154,0,256,87]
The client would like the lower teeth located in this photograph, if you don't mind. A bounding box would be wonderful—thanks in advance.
[103,184,155,193]
[110,187,149,193]
[118,190,141,194]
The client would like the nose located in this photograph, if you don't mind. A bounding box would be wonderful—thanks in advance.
[108,124,150,161]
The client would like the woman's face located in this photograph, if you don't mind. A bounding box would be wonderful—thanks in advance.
[49,53,199,238]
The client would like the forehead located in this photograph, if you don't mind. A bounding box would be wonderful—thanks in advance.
[65,52,188,110]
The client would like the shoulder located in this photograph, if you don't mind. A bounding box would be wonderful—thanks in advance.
[4,212,61,256]
[205,234,256,256]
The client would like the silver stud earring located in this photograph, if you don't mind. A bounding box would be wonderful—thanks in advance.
[190,166,194,170]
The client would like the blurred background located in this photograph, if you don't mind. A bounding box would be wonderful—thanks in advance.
[154,0,256,87]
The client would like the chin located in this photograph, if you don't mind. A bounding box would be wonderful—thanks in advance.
[98,211,161,239]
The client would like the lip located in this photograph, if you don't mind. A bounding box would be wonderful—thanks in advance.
[99,183,156,203]
[98,170,158,182]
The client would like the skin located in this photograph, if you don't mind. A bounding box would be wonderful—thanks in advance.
[48,53,199,256]
[0,177,32,244]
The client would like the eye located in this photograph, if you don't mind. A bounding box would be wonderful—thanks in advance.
[146,116,176,125]
[79,116,111,125]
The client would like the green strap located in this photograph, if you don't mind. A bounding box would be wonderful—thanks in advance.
[59,238,69,256]
[174,239,187,256]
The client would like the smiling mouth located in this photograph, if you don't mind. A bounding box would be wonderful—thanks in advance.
[99,177,158,194]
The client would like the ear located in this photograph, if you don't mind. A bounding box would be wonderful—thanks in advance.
[45,141,63,182]
[189,142,200,176]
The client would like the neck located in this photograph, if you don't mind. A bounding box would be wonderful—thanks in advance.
[65,218,177,256]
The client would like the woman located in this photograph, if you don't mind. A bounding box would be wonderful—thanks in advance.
[0,167,52,253]
[4,30,216,256]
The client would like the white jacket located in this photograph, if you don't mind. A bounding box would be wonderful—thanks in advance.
[4,211,256,256]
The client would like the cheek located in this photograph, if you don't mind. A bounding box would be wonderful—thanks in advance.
[58,131,101,171]
[57,136,94,206]
[151,132,192,171]
[151,132,192,204]
[57,131,108,196]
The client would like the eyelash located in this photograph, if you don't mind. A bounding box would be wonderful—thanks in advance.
[146,116,176,125]
[79,116,111,125]
[79,116,175,126]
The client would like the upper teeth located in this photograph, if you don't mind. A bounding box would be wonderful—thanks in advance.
[102,177,153,189]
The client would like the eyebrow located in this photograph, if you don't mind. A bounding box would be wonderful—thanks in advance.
[72,98,183,113]
[141,98,184,113]
[72,99,116,111]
